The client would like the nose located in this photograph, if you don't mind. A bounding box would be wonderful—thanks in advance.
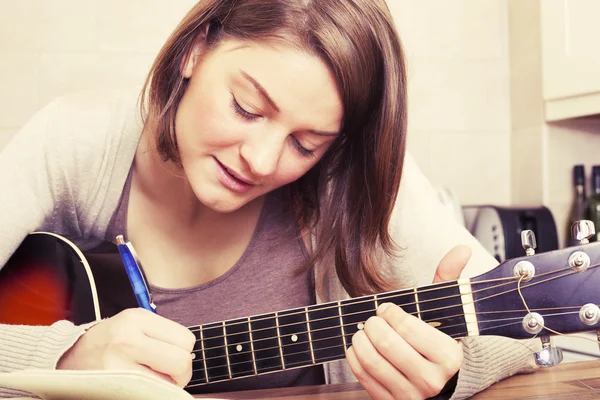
[239,132,285,177]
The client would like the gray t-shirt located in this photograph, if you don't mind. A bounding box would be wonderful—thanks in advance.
[106,172,325,393]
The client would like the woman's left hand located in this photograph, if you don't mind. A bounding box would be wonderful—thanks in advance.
[346,245,472,400]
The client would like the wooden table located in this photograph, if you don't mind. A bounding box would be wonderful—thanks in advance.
[194,359,600,399]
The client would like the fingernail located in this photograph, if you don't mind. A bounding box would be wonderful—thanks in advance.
[377,303,391,315]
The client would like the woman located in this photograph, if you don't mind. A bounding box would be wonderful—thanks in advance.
[0,0,539,399]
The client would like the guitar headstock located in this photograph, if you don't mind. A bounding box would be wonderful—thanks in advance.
[470,221,600,352]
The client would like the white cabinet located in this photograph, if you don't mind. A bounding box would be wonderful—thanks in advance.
[540,0,600,121]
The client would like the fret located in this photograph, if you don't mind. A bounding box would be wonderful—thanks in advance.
[190,326,207,385]
[338,301,347,350]
[310,302,346,364]
[340,295,377,340]
[222,322,232,379]
[224,318,255,379]
[418,281,466,337]
[275,312,285,369]
[278,308,313,369]
[305,307,315,364]
[202,322,229,383]
[248,317,258,375]
[381,288,419,316]
[199,326,209,383]
[414,288,421,320]
[374,293,379,309]
[250,313,283,374]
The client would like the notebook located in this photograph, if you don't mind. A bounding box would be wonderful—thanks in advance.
[0,369,227,400]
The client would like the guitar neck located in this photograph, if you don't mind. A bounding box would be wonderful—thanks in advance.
[186,280,472,387]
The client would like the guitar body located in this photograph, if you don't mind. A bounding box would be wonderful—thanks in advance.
[0,232,137,325]
[3,228,600,389]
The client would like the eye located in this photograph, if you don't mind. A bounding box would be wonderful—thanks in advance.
[231,94,260,121]
[291,136,315,158]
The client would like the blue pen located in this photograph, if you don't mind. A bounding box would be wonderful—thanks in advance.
[116,235,157,313]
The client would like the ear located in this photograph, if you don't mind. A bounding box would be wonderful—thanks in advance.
[181,23,212,78]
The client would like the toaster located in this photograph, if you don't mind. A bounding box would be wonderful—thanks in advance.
[463,205,558,263]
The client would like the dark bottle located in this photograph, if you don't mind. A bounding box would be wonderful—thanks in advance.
[586,166,600,243]
[566,165,586,247]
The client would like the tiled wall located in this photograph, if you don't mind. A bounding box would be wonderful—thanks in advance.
[0,0,196,145]
[388,0,512,206]
[0,0,513,207]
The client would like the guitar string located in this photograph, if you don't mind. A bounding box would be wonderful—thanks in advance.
[193,265,597,379]
[192,266,595,356]
[189,271,600,372]
[516,275,600,345]
[191,264,593,352]
[193,307,582,366]
[187,265,600,375]
[188,269,600,384]
[185,262,600,384]
[186,308,585,385]
[187,265,577,343]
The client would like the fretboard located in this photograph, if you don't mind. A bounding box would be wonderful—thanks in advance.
[185,280,469,388]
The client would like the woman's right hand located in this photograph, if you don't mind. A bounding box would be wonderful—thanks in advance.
[57,308,196,387]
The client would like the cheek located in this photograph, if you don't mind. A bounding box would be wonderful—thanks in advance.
[272,159,317,186]
[177,95,241,153]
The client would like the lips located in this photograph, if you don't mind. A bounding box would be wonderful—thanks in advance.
[214,158,256,186]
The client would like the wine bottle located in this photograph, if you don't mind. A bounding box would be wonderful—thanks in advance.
[586,166,600,243]
[566,165,586,247]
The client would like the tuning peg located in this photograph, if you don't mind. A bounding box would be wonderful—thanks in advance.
[521,230,536,256]
[534,336,563,367]
[571,220,596,244]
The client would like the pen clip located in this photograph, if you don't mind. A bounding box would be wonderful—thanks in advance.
[116,235,155,309]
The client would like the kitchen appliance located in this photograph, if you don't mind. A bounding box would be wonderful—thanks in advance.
[463,205,558,262]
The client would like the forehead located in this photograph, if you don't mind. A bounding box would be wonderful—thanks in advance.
[208,39,343,129]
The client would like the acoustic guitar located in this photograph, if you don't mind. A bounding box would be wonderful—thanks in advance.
[2,222,600,393]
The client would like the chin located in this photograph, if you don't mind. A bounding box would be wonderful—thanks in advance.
[199,193,252,214]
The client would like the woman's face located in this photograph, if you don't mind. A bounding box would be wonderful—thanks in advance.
[175,38,343,213]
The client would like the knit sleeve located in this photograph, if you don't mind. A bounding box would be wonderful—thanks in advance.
[0,100,64,269]
[450,336,540,399]
[0,321,98,398]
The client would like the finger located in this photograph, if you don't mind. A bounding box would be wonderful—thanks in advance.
[364,314,458,396]
[433,245,472,283]
[363,315,443,395]
[126,309,196,352]
[351,330,421,399]
[130,335,194,387]
[346,345,394,400]
[377,303,463,372]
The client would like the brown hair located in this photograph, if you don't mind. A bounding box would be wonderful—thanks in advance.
[140,0,407,297]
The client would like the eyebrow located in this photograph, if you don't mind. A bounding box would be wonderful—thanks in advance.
[239,69,339,137]
[307,129,338,137]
